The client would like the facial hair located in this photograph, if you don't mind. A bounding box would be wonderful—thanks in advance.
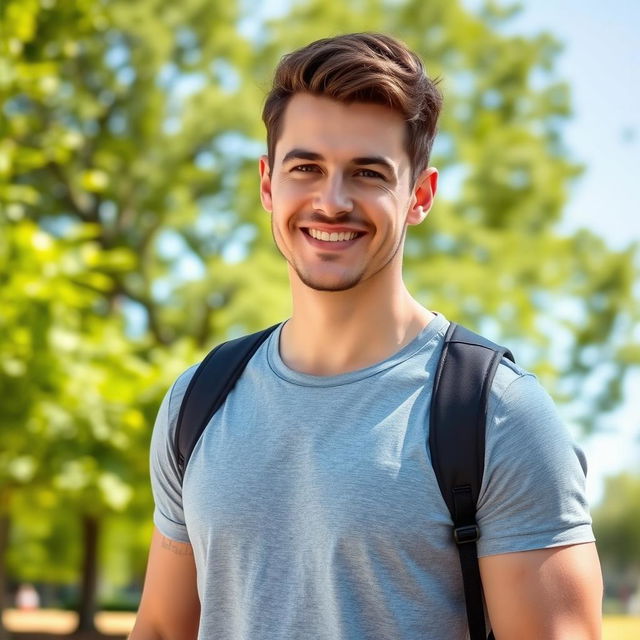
[270,214,406,292]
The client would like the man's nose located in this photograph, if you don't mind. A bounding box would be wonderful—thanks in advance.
[311,174,353,216]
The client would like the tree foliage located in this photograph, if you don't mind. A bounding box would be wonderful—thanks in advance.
[1,0,639,613]
[593,473,640,572]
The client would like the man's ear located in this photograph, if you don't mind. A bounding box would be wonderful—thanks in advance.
[259,155,273,212]
[407,167,438,226]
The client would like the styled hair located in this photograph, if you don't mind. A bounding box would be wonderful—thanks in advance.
[262,32,443,185]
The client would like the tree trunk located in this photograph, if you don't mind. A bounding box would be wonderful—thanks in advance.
[74,514,100,633]
[0,510,9,640]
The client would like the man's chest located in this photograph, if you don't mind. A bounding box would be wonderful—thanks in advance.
[181,384,453,558]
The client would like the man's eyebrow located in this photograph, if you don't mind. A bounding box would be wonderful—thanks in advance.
[351,156,395,174]
[281,149,324,163]
[281,149,395,174]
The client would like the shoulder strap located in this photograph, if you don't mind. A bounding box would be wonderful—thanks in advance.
[174,324,279,482]
[429,322,514,640]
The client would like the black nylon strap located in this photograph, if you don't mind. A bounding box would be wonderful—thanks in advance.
[174,324,279,482]
[429,322,514,640]
[453,486,488,640]
[430,323,514,513]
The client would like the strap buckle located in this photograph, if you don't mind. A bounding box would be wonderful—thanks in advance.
[453,524,479,544]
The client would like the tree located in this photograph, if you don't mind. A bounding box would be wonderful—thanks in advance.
[593,473,640,571]
[0,220,80,637]
[592,472,640,608]
[2,0,286,630]
[0,220,99,634]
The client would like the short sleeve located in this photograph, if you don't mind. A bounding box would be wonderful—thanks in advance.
[476,367,595,557]
[149,365,198,544]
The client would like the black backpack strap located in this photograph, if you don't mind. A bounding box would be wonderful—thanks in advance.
[429,322,514,640]
[174,324,280,482]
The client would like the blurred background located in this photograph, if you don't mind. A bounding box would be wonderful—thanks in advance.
[1,0,638,637]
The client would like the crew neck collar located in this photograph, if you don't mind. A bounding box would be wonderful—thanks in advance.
[266,313,449,387]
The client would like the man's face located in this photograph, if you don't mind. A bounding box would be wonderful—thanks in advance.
[259,93,437,292]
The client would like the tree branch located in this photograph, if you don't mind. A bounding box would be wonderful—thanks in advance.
[47,161,99,223]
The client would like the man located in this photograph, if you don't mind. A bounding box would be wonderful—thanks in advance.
[130,33,602,639]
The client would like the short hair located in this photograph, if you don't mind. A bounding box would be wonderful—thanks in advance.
[262,32,443,185]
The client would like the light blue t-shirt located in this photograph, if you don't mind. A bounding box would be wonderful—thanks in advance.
[150,313,594,639]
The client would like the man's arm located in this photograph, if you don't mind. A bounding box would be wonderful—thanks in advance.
[129,527,200,640]
[479,542,602,639]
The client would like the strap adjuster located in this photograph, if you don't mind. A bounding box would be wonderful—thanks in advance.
[453,524,479,544]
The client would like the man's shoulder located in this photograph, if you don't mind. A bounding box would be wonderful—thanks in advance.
[163,325,277,428]
[490,355,535,404]
[486,355,568,444]
[165,363,200,429]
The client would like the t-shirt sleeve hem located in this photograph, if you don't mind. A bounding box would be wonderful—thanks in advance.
[153,508,191,544]
[477,524,595,557]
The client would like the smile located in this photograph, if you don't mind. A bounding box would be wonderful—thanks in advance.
[307,228,360,242]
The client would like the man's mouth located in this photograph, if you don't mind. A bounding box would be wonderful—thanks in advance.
[302,228,364,243]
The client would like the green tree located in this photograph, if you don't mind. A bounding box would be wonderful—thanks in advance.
[1,0,286,631]
[0,218,172,634]
[593,472,640,572]
[0,220,98,634]
[592,472,640,609]
[0,220,78,636]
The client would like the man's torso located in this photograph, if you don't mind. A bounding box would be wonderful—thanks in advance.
[150,313,594,639]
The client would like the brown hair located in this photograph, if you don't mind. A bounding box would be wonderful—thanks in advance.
[262,33,443,185]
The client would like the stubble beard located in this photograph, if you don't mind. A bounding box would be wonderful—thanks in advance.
[294,260,366,292]
[270,218,406,293]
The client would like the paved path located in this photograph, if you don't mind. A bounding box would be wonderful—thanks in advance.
[3,609,135,637]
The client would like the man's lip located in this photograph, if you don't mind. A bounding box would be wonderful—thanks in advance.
[299,225,367,234]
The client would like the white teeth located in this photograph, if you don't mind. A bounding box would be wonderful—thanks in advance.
[308,229,358,242]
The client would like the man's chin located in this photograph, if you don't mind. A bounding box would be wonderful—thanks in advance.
[295,270,363,293]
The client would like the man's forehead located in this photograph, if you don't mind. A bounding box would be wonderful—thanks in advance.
[275,93,409,167]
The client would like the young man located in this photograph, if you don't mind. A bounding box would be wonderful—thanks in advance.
[130,33,602,639]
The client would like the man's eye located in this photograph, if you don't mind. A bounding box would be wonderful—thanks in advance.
[293,164,318,173]
[357,169,384,179]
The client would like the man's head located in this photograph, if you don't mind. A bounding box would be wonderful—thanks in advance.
[259,33,442,293]
[262,32,442,187]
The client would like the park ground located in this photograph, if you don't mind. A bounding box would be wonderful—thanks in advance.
[3,609,132,639]
[3,609,640,639]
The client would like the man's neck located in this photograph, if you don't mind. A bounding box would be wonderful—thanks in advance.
[280,276,435,377]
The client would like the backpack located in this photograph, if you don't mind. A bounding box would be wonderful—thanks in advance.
[174,321,514,640]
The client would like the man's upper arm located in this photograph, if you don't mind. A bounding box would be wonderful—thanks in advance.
[130,527,200,640]
[479,542,602,639]
[475,369,600,637]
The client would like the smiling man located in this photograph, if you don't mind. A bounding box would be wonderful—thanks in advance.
[130,34,602,640]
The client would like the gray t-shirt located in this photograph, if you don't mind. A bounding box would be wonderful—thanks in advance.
[150,313,594,639]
